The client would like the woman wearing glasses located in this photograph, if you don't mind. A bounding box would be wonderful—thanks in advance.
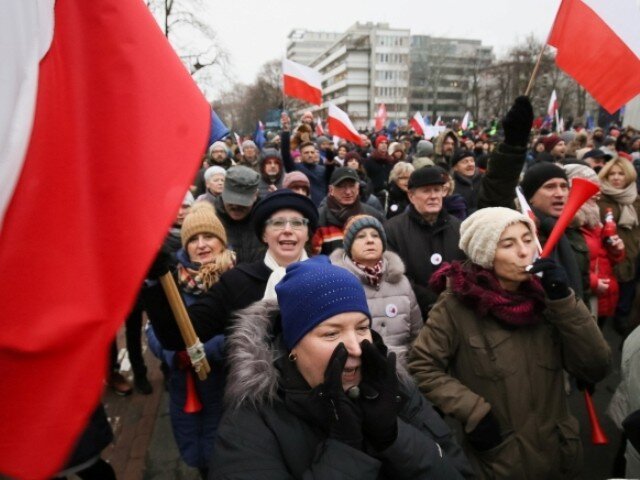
[146,189,318,351]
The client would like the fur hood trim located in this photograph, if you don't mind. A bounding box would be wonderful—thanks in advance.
[224,299,283,411]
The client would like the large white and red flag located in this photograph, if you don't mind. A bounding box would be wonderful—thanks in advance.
[548,0,640,113]
[282,58,323,105]
[327,104,363,146]
[409,111,428,136]
[0,1,210,478]
[374,103,387,131]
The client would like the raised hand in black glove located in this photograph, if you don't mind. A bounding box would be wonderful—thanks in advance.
[359,334,400,451]
[528,257,570,300]
[146,243,173,279]
[502,96,534,147]
[467,409,502,452]
[317,343,363,450]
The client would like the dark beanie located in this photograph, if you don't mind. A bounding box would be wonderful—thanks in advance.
[541,134,562,152]
[520,162,568,200]
[450,149,475,167]
[342,215,387,257]
[251,189,319,240]
[276,256,371,350]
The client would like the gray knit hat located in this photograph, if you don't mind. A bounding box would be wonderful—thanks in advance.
[342,214,387,257]
[459,207,536,269]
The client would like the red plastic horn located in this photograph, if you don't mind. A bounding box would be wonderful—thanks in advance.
[584,390,609,445]
[183,371,203,413]
[540,178,600,258]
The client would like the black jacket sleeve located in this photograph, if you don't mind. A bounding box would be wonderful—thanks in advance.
[281,131,295,173]
[477,143,526,210]
[210,408,383,479]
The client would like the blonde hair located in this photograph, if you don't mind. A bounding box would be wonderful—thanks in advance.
[598,157,637,187]
[389,161,415,183]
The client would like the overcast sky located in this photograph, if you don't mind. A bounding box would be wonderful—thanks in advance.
[204,0,562,86]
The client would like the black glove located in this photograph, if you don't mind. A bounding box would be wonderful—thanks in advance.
[623,409,640,453]
[529,257,570,300]
[502,96,533,147]
[317,343,363,450]
[359,337,400,451]
[467,410,502,452]
[146,244,172,279]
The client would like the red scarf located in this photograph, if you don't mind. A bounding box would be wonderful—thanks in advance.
[430,261,546,327]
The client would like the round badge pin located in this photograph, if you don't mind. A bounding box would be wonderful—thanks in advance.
[390,204,398,212]
[430,253,442,266]
[385,304,398,318]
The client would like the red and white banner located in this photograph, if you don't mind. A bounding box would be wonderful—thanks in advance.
[374,103,387,131]
[548,0,640,113]
[461,111,471,130]
[0,1,209,478]
[409,111,428,136]
[547,89,559,118]
[282,58,322,105]
[327,104,363,146]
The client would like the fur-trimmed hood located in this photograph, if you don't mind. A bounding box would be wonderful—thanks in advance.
[329,249,407,285]
[224,299,283,411]
[434,129,459,157]
[224,296,413,412]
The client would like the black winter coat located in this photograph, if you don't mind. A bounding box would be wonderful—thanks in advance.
[212,195,266,265]
[209,299,475,479]
[144,261,271,350]
[385,206,465,316]
[452,171,483,215]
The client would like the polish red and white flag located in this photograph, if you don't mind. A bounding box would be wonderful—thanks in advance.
[315,117,325,136]
[409,111,428,136]
[327,104,363,146]
[548,0,640,113]
[0,1,209,478]
[282,58,323,105]
[374,103,387,131]
[547,89,558,118]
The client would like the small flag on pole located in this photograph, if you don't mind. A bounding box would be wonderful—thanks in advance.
[282,58,322,105]
[327,104,363,146]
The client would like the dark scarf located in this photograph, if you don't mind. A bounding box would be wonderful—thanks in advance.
[327,195,363,225]
[370,149,394,165]
[430,261,546,327]
[353,259,384,289]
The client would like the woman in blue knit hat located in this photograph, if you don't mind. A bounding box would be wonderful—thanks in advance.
[210,256,473,479]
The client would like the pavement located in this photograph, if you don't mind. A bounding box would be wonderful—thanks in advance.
[98,319,627,480]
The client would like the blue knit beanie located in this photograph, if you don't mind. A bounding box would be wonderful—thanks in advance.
[276,256,371,350]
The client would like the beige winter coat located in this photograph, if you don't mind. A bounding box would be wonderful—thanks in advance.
[408,289,611,479]
[330,249,423,367]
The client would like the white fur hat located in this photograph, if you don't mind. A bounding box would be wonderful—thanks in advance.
[459,207,536,269]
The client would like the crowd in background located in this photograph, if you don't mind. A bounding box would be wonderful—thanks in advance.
[64,97,640,480]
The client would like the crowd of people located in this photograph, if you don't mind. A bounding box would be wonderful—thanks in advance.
[65,96,640,479]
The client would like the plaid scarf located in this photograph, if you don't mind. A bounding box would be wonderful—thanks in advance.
[430,261,546,327]
[353,259,384,289]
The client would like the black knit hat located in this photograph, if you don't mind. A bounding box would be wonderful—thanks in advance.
[408,166,447,189]
[251,189,319,240]
[520,162,568,200]
[450,149,475,167]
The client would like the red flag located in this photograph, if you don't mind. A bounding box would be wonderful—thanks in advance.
[374,103,387,131]
[327,105,363,146]
[0,1,209,478]
[409,112,427,136]
[548,0,640,113]
[282,58,322,105]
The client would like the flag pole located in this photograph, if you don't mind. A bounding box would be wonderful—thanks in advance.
[159,272,211,380]
[524,42,548,97]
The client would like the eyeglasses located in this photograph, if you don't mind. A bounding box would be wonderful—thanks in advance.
[265,217,309,230]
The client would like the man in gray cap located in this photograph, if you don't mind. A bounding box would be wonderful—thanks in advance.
[210,165,265,264]
[312,167,384,255]
[385,166,465,316]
